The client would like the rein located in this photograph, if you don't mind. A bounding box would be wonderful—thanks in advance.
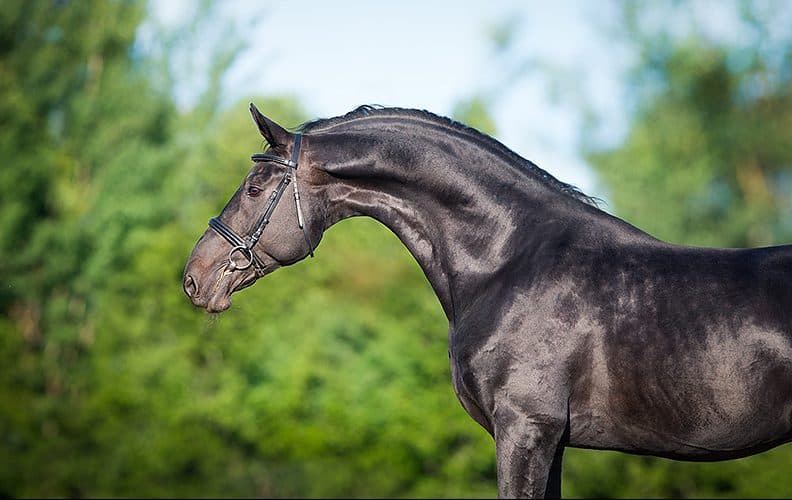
[208,133,314,275]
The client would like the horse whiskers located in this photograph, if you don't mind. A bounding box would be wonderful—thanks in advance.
[209,262,234,298]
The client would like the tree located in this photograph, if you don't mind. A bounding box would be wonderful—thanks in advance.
[0,0,179,495]
[570,2,792,498]
[0,2,498,496]
[452,95,498,137]
[587,4,792,248]
[477,1,792,497]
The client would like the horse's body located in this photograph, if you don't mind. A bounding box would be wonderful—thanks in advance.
[183,105,792,498]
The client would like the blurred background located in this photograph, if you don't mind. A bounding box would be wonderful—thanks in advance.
[1,0,791,497]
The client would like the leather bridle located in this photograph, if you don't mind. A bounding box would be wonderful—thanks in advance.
[208,133,314,275]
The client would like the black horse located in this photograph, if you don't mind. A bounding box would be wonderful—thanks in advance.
[183,103,792,498]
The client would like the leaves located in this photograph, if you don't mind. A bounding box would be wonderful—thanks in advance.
[572,2,792,498]
[3,1,791,498]
[0,3,495,497]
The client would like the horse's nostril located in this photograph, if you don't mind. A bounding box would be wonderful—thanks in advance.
[183,274,198,298]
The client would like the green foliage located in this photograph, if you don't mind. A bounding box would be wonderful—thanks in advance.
[0,2,495,497]
[567,2,792,498]
[452,95,498,137]
[589,41,792,247]
[3,1,791,498]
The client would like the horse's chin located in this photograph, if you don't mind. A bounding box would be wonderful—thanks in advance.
[203,270,258,313]
[206,294,232,313]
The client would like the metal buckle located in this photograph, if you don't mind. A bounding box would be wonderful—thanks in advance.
[228,245,254,271]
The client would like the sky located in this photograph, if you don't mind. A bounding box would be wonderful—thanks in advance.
[144,0,772,201]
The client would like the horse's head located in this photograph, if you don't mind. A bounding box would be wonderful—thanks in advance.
[183,104,324,312]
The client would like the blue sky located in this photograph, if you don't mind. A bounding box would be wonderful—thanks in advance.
[146,0,631,197]
[144,0,792,201]
[146,1,771,201]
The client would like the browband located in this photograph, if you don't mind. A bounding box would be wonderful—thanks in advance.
[251,133,302,168]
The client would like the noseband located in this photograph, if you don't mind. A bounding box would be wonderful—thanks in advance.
[208,133,314,275]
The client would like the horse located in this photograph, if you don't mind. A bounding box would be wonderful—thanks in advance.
[183,103,792,498]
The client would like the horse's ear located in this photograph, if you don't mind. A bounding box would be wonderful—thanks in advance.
[249,102,290,149]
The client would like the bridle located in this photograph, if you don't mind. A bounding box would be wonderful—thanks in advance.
[208,133,314,275]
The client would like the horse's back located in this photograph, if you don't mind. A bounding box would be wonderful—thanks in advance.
[567,241,792,459]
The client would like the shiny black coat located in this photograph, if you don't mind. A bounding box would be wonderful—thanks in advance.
[184,106,792,498]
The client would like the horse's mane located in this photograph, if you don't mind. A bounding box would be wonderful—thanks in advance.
[299,105,600,207]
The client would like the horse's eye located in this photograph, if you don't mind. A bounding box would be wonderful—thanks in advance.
[247,185,262,197]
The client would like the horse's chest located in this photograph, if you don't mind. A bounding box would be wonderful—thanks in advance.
[448,347,495,433]
[448,325,580,427]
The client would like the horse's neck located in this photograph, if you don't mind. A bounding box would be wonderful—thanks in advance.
[316,127,600,323]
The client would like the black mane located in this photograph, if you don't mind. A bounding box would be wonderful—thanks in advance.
[299,105,600,207]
